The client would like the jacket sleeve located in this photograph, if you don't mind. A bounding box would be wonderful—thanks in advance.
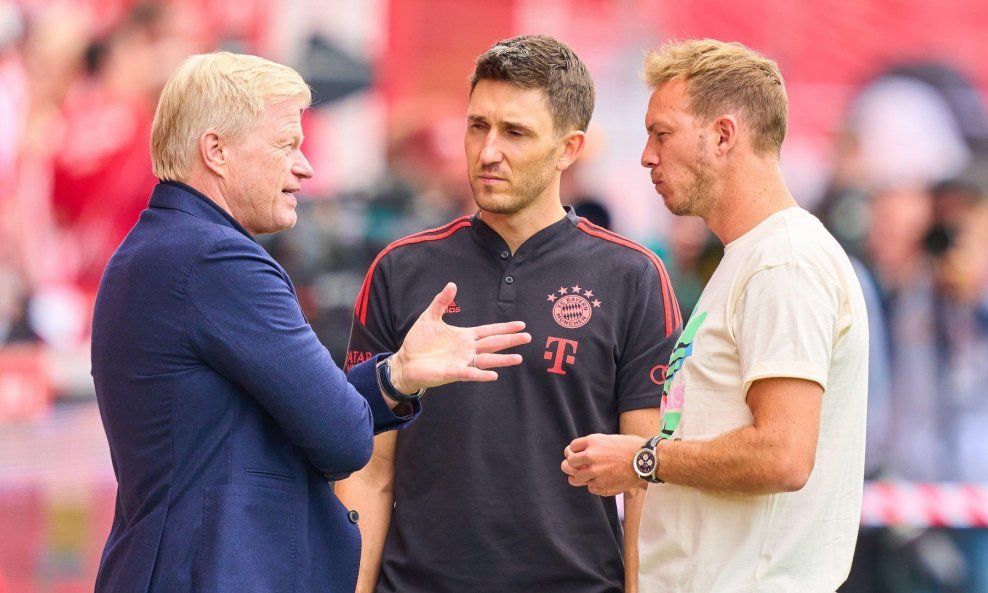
[184,235,417,478]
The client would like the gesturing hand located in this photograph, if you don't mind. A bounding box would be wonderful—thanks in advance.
[388,282,532,393]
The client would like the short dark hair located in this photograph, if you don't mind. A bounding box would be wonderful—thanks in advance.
[470,35,595,134]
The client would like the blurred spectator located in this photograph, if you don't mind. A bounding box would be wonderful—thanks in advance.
[817,62,988,260]
[50,1,208,291]
[0,1,27,278]
[0,0,24,186]
[13,4,91,289]
[933,192,988,485]
[924,178,986,259]
[0,2,71,291]
[844,182,988,593]
[826,59,988,593]
[866,185,938,480]
[366,112,473,241]
[940,195,988,311]
[0,266,39,346]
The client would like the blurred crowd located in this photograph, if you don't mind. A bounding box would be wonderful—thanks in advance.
[1,0,213,358]
[1,1,988,592]
[820,66,988,593]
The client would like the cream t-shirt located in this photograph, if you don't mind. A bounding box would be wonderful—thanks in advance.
[639,208,868,593]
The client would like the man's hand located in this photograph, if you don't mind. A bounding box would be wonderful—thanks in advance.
[562,433,647,496]
[389,282,531,393]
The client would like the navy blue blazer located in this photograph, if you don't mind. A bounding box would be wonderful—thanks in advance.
[91,181,418,593]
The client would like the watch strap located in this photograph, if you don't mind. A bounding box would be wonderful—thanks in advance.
[376,356,426,403]
[635,435,665,484]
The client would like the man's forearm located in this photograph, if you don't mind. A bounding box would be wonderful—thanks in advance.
[657,426,812,496]
[335,472,393,593]
[658,378,823,496]
[334,432,398,593]
[617,406,657,593]
[622,488,644,593]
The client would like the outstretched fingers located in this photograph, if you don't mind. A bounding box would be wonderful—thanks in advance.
[471,352,523,370]
[471,320,528,340]
[473,331,532,356]
[446,366,502,383]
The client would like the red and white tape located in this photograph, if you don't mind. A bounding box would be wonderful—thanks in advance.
[861,481,988,528]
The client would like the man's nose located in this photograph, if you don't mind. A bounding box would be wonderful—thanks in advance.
[480,134,504,164]
[295,151,314,179]
[640,143,658,169]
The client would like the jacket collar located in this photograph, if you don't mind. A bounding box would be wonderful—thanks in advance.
[148,181,258,244]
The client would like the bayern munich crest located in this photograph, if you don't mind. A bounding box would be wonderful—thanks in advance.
[547,284,602,329]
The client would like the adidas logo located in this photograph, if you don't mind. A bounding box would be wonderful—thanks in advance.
[446,300,461,314]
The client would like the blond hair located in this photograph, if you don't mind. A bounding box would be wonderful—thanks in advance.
[643,39,787,155]
[151,52,312,181]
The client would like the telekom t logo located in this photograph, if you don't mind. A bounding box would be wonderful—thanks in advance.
[544,337,578,375]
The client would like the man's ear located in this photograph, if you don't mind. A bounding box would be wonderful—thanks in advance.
[556,130,587,172]
[199,131,227,177]
[712,115,738,156]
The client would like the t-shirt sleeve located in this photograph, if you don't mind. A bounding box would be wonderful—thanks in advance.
[733,262,841,396]
[346,253,400,372]
[616,259,684,412]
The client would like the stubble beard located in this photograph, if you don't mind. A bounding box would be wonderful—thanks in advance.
[666,147,715,218]
[471,152,557,215]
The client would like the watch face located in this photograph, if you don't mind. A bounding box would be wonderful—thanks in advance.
[635,449,656,477]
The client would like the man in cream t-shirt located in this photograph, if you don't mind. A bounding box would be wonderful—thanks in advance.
[639,206,868,591]
[562,39,868,593]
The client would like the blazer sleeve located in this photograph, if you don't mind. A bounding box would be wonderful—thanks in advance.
[184,235,417,477]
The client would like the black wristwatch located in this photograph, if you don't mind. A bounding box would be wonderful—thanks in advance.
[633,435,664,484]
[376,356,426,403]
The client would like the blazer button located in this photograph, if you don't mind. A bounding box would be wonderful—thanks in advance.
[348,510,360,524]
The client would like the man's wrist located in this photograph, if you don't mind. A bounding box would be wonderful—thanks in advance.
[376,356,425,403]
[633,435,664,484]
[386,352,413,395]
